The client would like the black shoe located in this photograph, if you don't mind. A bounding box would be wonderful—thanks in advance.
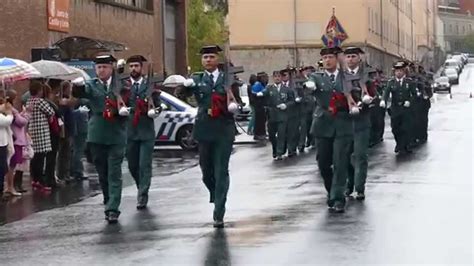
[355,192,365,201]
[327,206,336,213]
[274,156,283,161]
[213,220,224,228]
[298,147,305,153]
[394,146,400,153]
[288,152,296,158]
[137,204,147,210]
[334,203,345,213]
[106,212,119,224]
[344,189,353,197]
[405,146,413,153]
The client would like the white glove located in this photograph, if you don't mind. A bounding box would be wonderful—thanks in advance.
[256,92,264,97]
[379,100,386,108]
[305,81,316,90]
[417,92,422,97]
[350,106,360,115]
[228,102,239,114]
[183,78,195,87]
[362,95,373,105]
[78,105,90,114]
[295,97,302,103]
[147,109,160,118]
[278,103,287,110]
[118,107,131,116]
[404,101,410,108]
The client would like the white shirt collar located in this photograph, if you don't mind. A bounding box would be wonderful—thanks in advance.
[325,69,339,78]
[348,66,359,75]
[205,69,220,83]
[130,76,144,85]
[396,76,405,83]
[100,77,112,87]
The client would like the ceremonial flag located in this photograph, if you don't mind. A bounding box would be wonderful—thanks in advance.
[321,13,348,48]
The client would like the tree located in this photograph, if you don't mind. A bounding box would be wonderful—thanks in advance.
[460,34,474,53]
[187,0,226,72]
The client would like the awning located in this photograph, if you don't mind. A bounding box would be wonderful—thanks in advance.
[52,36,127,60]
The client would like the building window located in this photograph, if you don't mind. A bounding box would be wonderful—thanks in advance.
[470,24,473,33]
[95,0,154,12]
[456,24,459,34]
[462,25,465,34]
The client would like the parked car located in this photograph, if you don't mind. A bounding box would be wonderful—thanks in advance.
[154,91,198,150]
[443,68,459,85]
[444,59,462,74]
[432,76,451,94]
[451,55,465,67]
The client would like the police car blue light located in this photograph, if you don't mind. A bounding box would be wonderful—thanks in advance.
[154,91,198,150]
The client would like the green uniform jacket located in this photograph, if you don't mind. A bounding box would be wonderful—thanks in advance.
[74,78,127,145]
[188,72,235,142]
[309,72,353,138]
[264,83,295,123]
[124,78,161,141]
[382,78,417,117]
[344,67,371,132]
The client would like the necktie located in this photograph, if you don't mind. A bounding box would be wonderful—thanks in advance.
[209,73,214,86]
[330,74,335,84]
[103,83,108,92]
[134,82,139,93]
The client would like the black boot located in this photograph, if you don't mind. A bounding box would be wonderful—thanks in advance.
[14,171,27,193]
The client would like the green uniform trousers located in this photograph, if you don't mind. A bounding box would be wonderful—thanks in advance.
[347,128,370,193]
[286,117,299,155]
[268,121,287,157]
[127,139,154,206]
[89,143,125,215]
[198,140,233,221]
[390,111,412,150]
[298,111,313,149]
[316,136,352,206]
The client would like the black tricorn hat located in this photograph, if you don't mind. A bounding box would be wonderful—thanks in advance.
[126,55,147,64]
[94,55,117,64]
[200,45,223,55]
[393,61,408,69]
[344,47,365,55]
[320,46,342,56]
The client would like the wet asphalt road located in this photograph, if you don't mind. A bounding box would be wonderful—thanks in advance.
[0,66,473,265]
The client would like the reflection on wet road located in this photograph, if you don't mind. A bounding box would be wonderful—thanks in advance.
[0,148,198,225]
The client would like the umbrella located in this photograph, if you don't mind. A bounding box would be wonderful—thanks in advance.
[30,60,82,80]
[163,75,187,87]
[69,66,92,85]
[0,57,41,82]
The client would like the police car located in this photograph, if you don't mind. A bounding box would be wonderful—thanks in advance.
[155,91,198,150]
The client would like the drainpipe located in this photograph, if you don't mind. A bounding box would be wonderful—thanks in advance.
[293,0,298,67]
[161,0,167,76]
[380,0,384,48]
[397,0,400,56]
[411,0,414,60]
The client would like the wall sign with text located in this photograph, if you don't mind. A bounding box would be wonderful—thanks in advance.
[47,0,70,32]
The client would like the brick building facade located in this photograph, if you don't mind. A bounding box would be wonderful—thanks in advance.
[0,0,187,75]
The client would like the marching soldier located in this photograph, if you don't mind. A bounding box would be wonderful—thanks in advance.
[305,47,353,213]
[72,55,130,224]
[263,70,295,160]
[369,68,386,147]
[298,66,316,152]
[181,45,239,228]
[411,65,432,144]
[342,47,372,200]
[123,55,162,210]
[380,61,417,154]
[280,69,299,157]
